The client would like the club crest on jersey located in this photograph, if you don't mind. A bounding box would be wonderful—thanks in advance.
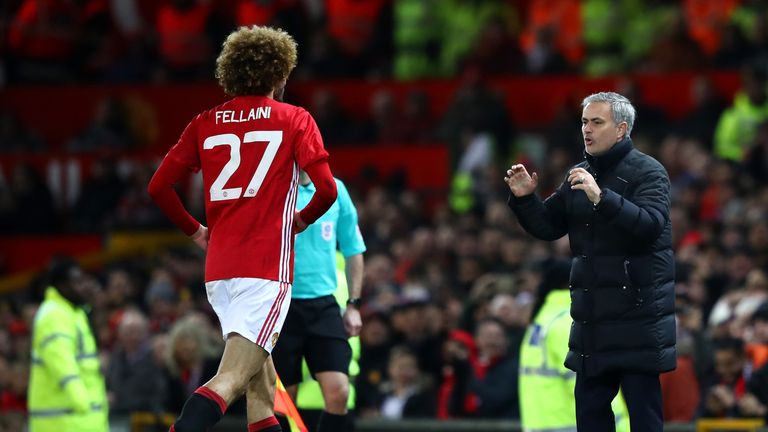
[321,222,334,241]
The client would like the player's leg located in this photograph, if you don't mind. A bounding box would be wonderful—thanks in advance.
[245,356,281,431]
[238,279,291,431]
[172,334,268,432]
[304,296,353,432]
[172,278,289,432]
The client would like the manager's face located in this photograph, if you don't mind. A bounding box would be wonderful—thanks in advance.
[581,101,627,156]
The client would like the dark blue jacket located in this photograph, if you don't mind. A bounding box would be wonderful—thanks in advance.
[508,138,676,377]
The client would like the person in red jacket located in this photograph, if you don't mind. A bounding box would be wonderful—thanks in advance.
[148,25,337,432]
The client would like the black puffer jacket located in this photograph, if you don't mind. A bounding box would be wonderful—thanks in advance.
[508,138,676,377]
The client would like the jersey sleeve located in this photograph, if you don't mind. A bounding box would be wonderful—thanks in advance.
[165,115,202,173]
[293,109,329,169]
[335,180,366,257]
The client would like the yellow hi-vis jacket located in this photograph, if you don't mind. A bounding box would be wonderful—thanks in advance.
[519,289,630,432]
[28,287,108,432]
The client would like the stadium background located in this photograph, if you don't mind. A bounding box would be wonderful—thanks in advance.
[1,0,768,431]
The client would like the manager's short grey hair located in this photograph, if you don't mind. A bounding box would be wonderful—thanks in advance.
[582,92,636,137]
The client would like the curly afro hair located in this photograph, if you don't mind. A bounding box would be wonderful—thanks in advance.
[215,26,298,97]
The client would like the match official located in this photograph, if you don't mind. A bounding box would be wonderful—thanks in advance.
[273,171,366,432]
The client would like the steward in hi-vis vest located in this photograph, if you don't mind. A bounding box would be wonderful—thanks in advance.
[28,259,107,432]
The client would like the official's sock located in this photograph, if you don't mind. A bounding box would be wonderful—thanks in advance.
[317,411,346,432]
[248,415,282,431]
[172,387,227,432]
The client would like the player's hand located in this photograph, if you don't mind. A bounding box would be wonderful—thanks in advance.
[191,225,209,251]
[567,168,602,204]
[343,306,362,336]
[293,212,308,234]
[504,164,538,197]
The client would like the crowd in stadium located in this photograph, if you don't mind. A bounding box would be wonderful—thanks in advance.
[3,0,768,84]
[2,0,768,431]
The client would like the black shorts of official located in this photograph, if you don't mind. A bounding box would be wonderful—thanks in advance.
[272,294,352,387]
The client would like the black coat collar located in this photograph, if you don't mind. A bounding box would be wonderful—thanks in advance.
[585,137,633,174]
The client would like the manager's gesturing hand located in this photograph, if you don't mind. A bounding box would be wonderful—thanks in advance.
[504,164,538,197]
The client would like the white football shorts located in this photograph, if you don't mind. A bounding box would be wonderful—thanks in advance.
[205,277,291,353]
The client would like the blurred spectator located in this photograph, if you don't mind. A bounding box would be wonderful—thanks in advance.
[746,303,768,371]
[708,268,766,338]
[622,0,679,69]
[660,292,703,422]
[106,309,166,414]
[155,0,220,81]
[684,0,741,58]
[581,0,626,76]
[234,0,282,27]
[0,164,57,233]
[519,0,581,69]
[357,308,393,416]
[398,89,435,143]
[524,26,570,75]
[435,0,518,77]
[308,89,354,146]
[361,89,404,143]
[7,0,81,82]
[0,111,46,153]
[641,14,705,73]
[676,77,727,149]
[445,318,518,419]
[436,329,476,419]
[616,78,669,143]
[460,15,522,77]
[71,158,125,232]
[162,315,220,413]
[392,0,441,80]
[713,23,755,69]
[144,268,179,334]
[700,337,761,418]
[389,294,444,383]
[438,69,512,171]
[114,163,170,229]
[324,0,391,77]
[715,61,768,161]
[299,27,347,78]
[746,349,768,422]
[0,362,27,415]
[68,97,135,152]
[745,120,768,183]
[374,346,436,419]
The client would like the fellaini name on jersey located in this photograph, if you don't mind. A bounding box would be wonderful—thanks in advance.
[215,107,272,124]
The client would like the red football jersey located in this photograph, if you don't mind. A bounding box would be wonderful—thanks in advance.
[166,96,329,282]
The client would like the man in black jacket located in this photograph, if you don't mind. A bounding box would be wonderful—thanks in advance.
[505,91,675,431]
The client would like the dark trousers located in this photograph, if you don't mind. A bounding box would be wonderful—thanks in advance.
[575,371,663,432]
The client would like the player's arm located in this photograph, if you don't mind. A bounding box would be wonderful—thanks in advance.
[147,156,205,243]
[294,159,337,232]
